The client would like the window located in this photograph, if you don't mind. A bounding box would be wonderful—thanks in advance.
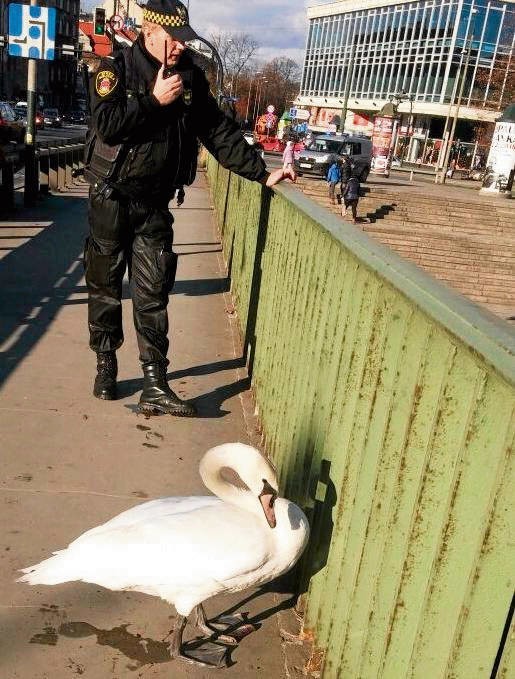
[308,139,343,153]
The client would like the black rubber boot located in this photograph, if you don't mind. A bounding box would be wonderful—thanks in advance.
[93,351,118,400]
[138,363,197,417]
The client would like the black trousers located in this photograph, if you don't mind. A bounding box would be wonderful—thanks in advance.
[85,186,177,367]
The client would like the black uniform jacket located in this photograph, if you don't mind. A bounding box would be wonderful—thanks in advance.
[90,35,269,199]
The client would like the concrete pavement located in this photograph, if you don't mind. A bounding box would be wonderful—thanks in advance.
[0,175,308,678]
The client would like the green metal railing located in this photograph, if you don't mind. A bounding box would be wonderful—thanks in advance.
[206,158,515,679]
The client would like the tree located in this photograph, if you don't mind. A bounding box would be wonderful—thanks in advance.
[259,57,301,117]
[209,31,259,97]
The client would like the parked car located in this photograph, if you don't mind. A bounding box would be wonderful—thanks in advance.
[14,105,44,130]
[64,109,87,125]
[43,108,62,127]
[294,133,372,181]
[0,101,25,143]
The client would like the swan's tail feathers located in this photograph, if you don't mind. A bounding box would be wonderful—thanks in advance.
[17,550,76,586]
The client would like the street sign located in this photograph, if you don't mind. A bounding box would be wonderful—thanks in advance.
[8,3,56,60]
[296,109,310,121]
[289,107,297,119]
[61,43,75,56]
[109,14,124,31]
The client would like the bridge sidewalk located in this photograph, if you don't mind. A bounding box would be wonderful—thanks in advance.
[0,174,306,678]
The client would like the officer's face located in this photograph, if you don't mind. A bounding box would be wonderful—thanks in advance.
[144,24,186,66]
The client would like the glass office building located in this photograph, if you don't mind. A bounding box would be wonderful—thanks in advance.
[299,0,515,120]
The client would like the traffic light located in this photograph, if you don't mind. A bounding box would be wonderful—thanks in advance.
[94,8,106,36]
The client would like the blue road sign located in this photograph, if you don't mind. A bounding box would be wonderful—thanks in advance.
[289,107,298,119]
[8,3,56,60]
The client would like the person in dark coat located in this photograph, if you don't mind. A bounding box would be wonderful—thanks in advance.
[85,0,294,416]
[339,154,352,198]
[341,173,361,223]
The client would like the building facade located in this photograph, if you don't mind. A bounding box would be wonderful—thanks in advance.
[0,0,80,110]
[297,0,515,159]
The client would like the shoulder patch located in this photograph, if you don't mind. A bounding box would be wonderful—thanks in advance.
[95,70,118,97]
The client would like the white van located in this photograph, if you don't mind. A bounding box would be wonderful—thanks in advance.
[295,133,373,181]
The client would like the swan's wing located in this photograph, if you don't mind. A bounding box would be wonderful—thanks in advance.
[71,496,220,546]
[67,503,272,594]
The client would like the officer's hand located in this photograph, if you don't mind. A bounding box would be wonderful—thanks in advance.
[266,167,296,187]
[152,66,184,106]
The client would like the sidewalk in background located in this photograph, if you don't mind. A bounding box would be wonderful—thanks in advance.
[0,175,308,678]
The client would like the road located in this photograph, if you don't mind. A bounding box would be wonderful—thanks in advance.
[36,123,87,144]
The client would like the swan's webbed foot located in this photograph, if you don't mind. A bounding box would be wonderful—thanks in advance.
[168,614,230,668]
[177,641,230,668]
[196,607,257,644]
[211,612,257,641]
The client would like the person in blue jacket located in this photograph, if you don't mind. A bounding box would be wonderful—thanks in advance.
[327,159,342,204]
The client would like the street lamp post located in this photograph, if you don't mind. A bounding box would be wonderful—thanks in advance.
[244,70,261,129]
[252,77,267,127]
[389,91,414,163]
[436,9,477,184]
[190,37,224,104]
[339,39,357,133]
[437,37,474,183]
[24,0,39,207]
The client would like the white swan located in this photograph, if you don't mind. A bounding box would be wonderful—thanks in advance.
[18,442,309,667]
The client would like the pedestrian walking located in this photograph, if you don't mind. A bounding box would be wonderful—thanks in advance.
[341,174,361,223]
[339,154,352,199]
[84,0,295,416]
[282,140,295,171]
[326,159,341,205]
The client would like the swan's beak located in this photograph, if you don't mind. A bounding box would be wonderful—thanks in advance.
[259,480,278,529]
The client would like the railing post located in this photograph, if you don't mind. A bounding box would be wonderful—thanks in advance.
[0,161,15,215]
[72,145,81,183]
[39,146,50,195]
[49,147,59,191]
[57,144,66,191]
[65,145,73,187]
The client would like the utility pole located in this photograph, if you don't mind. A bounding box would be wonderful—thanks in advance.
[436,9,477,183]
[24,0,39,206]
[244,71,260,129]
[437,35,474,183]
[339,39,357,133]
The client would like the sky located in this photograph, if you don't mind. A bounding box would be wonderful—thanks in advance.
[81,0,331,66]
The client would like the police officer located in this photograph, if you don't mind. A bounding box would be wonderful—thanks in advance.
[85,0,294,416]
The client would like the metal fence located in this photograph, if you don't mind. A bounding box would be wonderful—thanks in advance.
[0,139,85,214]
[206,158,514,679]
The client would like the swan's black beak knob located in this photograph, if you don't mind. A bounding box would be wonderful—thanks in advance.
[259,479,278,529]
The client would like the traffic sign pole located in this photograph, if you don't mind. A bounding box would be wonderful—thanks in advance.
[25,0,39,206]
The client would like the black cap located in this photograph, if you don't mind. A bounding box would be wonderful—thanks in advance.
[143,0,199,42]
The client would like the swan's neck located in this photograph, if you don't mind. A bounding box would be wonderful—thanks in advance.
[200,449,261,518]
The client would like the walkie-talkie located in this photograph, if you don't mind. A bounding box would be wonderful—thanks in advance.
[163,41,176,79]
